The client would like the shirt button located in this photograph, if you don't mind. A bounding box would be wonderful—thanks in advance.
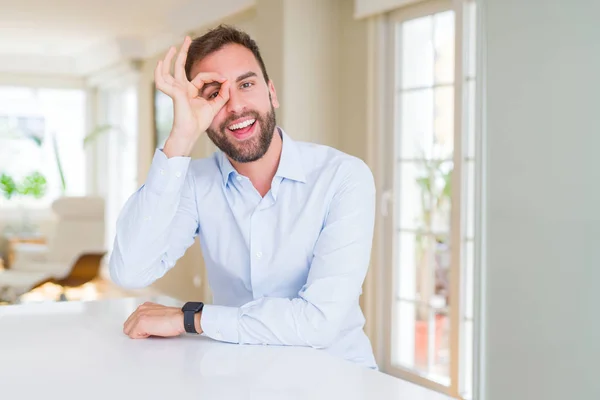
[175,171,181,178]
[144,216,151,221]
[256,251,263,258]
[236,176,242,181]
[216,330,223,339]
[159,169,165,175]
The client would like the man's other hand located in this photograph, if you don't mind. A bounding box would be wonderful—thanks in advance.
[123,302,189,339]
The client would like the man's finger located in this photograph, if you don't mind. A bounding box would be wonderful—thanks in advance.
[210,79,231,111]
[126,315,143,338]
[123,307,143,335]
[124,312,138,335]
[161,46,176,78]
[174,36,191,82]
[154,61,172,96]
[190,72,227,91]
[135,331,150,339]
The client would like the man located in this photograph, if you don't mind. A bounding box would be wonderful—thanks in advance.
[110,25,377,370]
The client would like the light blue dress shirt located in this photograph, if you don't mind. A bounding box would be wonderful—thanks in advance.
[109,128,378,369]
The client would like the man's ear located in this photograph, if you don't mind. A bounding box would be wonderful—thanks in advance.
[268,80,280,109]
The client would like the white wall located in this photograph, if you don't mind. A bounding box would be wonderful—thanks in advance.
[483,0,600,399]
[256,0,341,146]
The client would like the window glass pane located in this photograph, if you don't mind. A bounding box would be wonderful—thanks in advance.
[464,239,474,320]
[38,89,86,198]
[434,11,455,84]
[397,162,423,231]
[466,2,477,78]
[462,319,474,398]
[465,161,475,239]
[397,232,446,321]
[0,87,86,209]
[466,79,476,159]
[401,16,434,89]
[100,87,139,255]
[433,86,454,159]
[154,89,172,149]
[393,300,419,368]
[399,89,433,159]
[392,300,450,384]
[397,231,420,300]
[397,231,450,311]
[398,161,453,233]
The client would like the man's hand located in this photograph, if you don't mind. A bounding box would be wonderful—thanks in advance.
[123,302,201,339]
[155,36,231,158]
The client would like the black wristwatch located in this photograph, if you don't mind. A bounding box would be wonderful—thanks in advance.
[181,302,204,334]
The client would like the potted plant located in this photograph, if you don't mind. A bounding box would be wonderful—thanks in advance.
[0,171,48,234]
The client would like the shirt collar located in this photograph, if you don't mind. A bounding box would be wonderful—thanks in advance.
[274,127,306,183]
[218,127,306,185]
[218,150,237,185]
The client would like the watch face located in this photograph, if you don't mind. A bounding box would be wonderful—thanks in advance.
[182,302,204,312]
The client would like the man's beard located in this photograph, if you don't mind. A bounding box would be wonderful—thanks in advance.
[206,105,277,163]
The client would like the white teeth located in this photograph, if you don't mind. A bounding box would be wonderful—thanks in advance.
[228,119,256,131]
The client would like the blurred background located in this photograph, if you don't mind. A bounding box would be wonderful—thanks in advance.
[0,1,598,399]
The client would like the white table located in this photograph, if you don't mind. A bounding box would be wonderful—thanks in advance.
[0,297,451,400]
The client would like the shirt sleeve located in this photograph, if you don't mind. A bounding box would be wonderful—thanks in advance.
[109,149,199,289]
[200,159,376,348]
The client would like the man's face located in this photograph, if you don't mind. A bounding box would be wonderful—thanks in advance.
[190,44,279,163]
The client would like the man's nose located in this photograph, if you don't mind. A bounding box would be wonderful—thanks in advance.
[225,89,245,114]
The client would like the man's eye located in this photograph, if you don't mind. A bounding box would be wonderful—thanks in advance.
[208,91,219,99]
[241,82,253,89]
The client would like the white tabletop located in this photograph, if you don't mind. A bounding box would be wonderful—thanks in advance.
[0,297,450,400]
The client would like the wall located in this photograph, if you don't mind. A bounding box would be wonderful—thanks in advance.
[483,0,600,399]
[336,1,369,161]
[256,0,341,147]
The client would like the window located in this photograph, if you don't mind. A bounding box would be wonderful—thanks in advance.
[0,87,87,207]
[96,86,138,253]
[381,1,478,398]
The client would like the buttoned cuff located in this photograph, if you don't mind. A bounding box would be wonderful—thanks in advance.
[145,149,191,194]
[200,304,240,344]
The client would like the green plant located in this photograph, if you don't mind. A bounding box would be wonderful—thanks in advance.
[50,132,66,194]
[413,159,453,319]
[0,173,18,200]
[19,171,47,199]
[83,124,115,148]
[415,160,453,233]
[0,171,47,200]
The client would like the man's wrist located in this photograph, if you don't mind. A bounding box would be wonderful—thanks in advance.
[194,311,203,334]
[163,135,195,158]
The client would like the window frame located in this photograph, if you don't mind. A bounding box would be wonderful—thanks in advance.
[378,0,479,398]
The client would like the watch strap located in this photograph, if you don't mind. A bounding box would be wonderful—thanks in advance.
[182,302,204,334]
[184,310,197,334]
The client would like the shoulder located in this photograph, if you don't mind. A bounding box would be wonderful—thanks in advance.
[295,141,375,192]
[184,152,223,195]
[188,153,220,176]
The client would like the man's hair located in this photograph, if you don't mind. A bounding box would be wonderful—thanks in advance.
[185,24,270,83]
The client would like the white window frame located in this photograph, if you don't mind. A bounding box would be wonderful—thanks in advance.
[376,0,480,398]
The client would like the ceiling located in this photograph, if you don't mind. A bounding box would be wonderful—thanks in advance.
[0,0,255,77]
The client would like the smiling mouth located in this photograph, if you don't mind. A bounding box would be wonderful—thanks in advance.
[227,118,257,140]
